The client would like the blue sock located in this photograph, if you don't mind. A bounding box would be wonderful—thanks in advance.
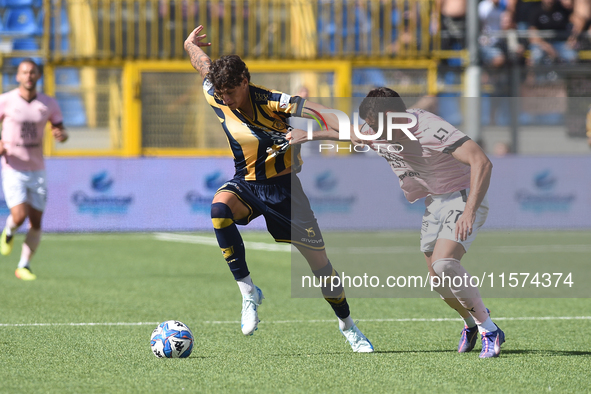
[211,202,249,280]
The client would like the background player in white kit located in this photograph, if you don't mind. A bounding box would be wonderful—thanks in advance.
[356,87,504,358]
[0,59,68,280]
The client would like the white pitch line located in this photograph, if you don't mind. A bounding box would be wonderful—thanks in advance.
[152,233,591,254]
[153,232,291,252]
[0,322,161,327]
[1,316,590,327]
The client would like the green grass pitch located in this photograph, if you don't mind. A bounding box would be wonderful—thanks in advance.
[1,230,590,393]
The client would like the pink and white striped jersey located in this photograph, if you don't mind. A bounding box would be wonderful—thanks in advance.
[367,108,471,203]
[0,89,63,171]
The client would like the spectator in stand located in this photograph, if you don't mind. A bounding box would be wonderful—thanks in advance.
[435,0,467,50]
[507,0,542,30]
[479,0,507,67]
[528,0,577,64]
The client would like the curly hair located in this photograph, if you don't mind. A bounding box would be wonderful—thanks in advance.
[358,87,406,124]
[207,55,251,91]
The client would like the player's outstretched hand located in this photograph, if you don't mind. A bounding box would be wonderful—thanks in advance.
[286,127,307,145]
[455,210,476,242]
[52,126,68,143]
[184,25,212,51]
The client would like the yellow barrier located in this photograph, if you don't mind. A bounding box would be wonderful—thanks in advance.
[41,0,449,63]
[40,58,437,157]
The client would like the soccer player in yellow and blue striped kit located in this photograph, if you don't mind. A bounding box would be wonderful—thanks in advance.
[184,26,373,352]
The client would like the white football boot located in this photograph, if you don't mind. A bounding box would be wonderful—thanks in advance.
[340,322,374,353]
[241,286,264,336]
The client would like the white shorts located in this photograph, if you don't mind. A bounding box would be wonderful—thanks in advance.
[420,188,488,253]
[1,168,47,212]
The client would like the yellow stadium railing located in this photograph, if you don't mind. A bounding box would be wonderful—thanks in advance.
[40,0,455,63]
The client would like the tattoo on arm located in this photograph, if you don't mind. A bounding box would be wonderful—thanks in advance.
[187,45,212,79]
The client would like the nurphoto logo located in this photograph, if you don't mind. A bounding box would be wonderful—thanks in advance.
[304,108,418,153]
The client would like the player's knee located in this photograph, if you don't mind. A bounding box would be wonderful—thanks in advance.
[431,258,462,277]
[211,202,234,229]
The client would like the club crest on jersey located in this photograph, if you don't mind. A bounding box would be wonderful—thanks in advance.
[273,120,286,130]
[305,227,316,238]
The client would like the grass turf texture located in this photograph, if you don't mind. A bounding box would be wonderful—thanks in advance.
[1,231,590,393]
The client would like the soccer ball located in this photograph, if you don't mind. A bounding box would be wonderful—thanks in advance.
[150,320,194,358]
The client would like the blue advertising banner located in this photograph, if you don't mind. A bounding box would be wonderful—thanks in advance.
[0,156,588,232]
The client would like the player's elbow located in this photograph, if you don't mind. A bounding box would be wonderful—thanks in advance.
[481,157,493,177]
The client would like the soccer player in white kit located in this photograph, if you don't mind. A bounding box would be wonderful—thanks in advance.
[0,59,68,280]
[357,88,505,358]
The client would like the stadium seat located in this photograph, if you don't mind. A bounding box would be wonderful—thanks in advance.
[52,7,70,35]
[35,7,70,36]
[4,0,35,7]
[55,68,80,86]
[55,92,87,127]
[9,37,42,66]
[50,35,70,52]
[2,7,38,35]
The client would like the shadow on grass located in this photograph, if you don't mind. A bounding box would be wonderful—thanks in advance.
[503,349,591,356]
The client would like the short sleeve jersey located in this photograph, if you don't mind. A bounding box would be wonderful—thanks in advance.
[203,78,306,181]
[367,108,471,203]
[0,89,63,171]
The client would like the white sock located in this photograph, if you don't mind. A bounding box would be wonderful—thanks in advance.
[477,316,498,334]
[338,316,354,331]
[18,228,41,269]
[5,215,18,236]
[236,275,255,297]
[463,315,477,328]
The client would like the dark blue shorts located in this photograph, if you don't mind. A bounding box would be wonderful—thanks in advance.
[215,174,325,250]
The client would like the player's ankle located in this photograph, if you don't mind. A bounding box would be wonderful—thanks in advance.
[338,315,354,331]
[477,316,497,333]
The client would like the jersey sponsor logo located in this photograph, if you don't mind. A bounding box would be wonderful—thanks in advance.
[279,93,291,109]
[15,143,40,148]
[20,122,37,140]
[398,171,420,181]
[300,237,324,244]
[272,120,286,130]
[254,92,268,103]
[376,149,406,166]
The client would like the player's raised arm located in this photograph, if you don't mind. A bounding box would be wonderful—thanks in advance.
[184,25,213,80]
[450,140,493,241]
